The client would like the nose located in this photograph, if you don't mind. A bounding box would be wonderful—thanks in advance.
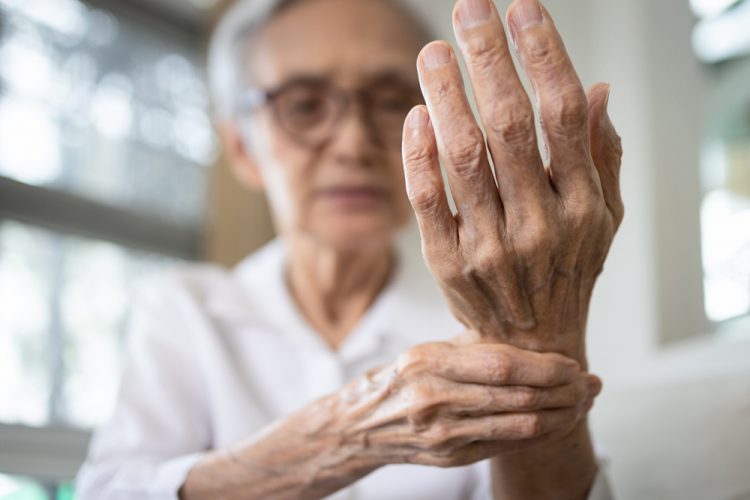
[324,98,382,169]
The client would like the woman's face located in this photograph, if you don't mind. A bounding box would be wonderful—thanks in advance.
[228,0,425,252]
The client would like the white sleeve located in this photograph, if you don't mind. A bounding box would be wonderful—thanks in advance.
[76,276,212,500]
[467,457,614,500]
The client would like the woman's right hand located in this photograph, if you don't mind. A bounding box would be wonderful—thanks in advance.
[333,336,601,469]
[180,336,599,500]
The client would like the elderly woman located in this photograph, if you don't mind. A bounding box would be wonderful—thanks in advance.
[77,0,623,498]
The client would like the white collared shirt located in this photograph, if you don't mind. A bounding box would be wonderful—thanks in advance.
[76,237,612,500]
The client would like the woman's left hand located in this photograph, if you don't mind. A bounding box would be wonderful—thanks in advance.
[401,0,623,366]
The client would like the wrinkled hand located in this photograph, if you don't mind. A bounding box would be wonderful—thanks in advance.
[332,337,600,468]
[402,0,623,365]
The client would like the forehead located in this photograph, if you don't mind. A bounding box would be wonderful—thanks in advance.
[247,0,424,87]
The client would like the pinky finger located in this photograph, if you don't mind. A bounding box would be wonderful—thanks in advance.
[469,408,580,442]
[402,105,458,263]
[587,83,624,227]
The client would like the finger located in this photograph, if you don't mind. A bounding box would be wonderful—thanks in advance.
[452,407,580,442]
[411,429,563,467]
[402,105,459,262]
[448,378,588,416]
[587,83,624,227]
[436,342,580,387]
[416,41,503,236]
[456,429,555,461]
[394,404,587,467]
[586,373,603,399]
[507,0,600,199]
[452,0,548,219]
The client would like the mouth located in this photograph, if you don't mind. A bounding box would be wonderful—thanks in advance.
[315,185,389,206]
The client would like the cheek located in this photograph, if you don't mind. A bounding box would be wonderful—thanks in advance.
[253,119,313,228]
[388,150,412,221]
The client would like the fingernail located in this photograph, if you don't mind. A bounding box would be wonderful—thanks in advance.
[407,106,428,129]
[511,0,543,30]
[423,43,451,68]
[587,378,602,396]
[460,0,491,27]
[600,84,613,126]
[602,83,612,109]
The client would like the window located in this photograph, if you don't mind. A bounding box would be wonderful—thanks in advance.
[692,0,750,323]
[0,221,175,428]
[0,0,216,495]
[0,0,215,225]
[0,473,74,500]
[699,63,750,322]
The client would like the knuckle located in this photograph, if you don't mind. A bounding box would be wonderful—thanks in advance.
[524,33,556,67]
[611,131,624,161]
[517,413,543,438]
[396,345,432,377]
[513,387,541,409]
[403,142,436,168]
[566,196,602,230]
[423,423,452,449]
[544,89,588,135]
[514,220,553,258]
[406,387,442,430]
[410,383,437,405]
[486,351,514,383]
[488,104,536,150]
[613,201,625,227]
[444,134,486,177]
[473,247,501,275]
[408,184,444,214]
[465,36,508,72]
[407,409,431,431]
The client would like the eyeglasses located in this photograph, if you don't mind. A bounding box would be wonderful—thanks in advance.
[236,76,424,149]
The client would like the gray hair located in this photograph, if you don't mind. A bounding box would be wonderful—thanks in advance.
[207,0,435,121]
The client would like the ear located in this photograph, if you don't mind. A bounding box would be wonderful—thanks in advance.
[218,120,265,190]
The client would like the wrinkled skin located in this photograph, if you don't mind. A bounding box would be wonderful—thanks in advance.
[182,338,600,500]
[402,0,623,367]
[336,338,600,467]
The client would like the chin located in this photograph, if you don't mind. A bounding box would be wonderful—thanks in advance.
[313,214,403,253]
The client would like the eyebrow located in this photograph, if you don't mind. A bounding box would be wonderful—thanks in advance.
[270,68,418,90]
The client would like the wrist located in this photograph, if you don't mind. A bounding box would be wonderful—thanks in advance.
[503,333,588,370]
[491,420,597,500]
[302,392,384,479]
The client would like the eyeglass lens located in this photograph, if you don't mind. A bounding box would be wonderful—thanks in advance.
[271,80,423,148]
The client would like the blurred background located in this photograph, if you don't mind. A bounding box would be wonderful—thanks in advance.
[0,0,748,499]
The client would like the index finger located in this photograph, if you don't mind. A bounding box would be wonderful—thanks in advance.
[438,342,580,387]
[507,0,600,199]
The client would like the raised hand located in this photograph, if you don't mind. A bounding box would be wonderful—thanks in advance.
[402,0,623,366]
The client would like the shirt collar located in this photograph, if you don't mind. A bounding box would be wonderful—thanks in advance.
[206,229,453,363]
